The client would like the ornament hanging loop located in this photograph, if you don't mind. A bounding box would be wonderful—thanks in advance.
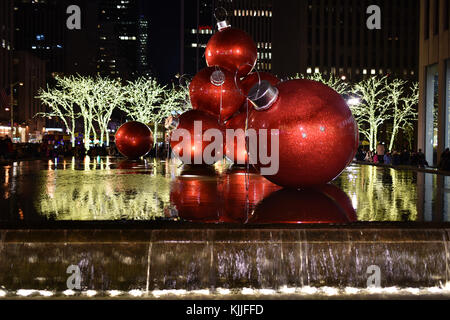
[233,62,259,98]
[214,7,230,30]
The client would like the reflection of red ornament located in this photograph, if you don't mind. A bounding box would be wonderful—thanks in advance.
[220,167,281,223]
[224,112,248,164]
[115,121,153,159]
[249,184,357,224]
[171,167,220,223]
[248,79,358,187]
[205,27,257,77]
[189,67,245,122]
[239,72,281,97]
[170,110,224,164]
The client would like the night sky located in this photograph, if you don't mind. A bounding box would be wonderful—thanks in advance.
[144,0,182,85]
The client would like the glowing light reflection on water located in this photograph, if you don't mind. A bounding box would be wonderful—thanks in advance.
[0,157,449,223]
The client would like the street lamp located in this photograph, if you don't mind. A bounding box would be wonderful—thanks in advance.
[10,81,24,139]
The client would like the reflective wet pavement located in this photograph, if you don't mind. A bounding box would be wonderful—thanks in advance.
[0,157,449,225]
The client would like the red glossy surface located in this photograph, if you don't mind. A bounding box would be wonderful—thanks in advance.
[114,121,153,159]
[170,166,280,224]
[170,167,220,223]
[205,27,257,77]
[239,72,281,97]
[224,112,248,164]
[170,109,224,164]
[248,79,359,188]
[220,167,281,223]
[189,67,245,123]
[249,184,357,224]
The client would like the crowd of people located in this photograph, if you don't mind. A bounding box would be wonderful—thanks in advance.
[355,145,450,171]
[2,136,450,173]
[0,137,172,162]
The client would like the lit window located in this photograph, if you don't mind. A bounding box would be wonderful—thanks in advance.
[307,68,312,74]
[363,69,367,75]
[314,67,319,73]
[370,69,376,75]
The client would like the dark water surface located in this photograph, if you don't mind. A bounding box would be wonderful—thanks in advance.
[0,157,449,225]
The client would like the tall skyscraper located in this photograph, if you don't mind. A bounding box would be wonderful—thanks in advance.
[97,0,151,79]
[181,0,217,76]
[0,0,14,133]
[14,0,67,76]
[222,0,273,73]
[13,51,46,142]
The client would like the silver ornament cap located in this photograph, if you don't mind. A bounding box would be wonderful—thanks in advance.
[248,80,279,111]
[217,20,231,31]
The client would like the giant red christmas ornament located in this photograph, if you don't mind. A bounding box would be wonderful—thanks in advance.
[205,25,257,78]
[249,185,357,224]
[170,109,224,164]
[247,79,359,188]
[224,112,248,164]
[115,121,153,159]
[189,67,245,122]
[239,72,281,97]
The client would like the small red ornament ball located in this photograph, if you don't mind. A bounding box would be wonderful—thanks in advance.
[205,27,257,78]
[170,109,224,164]
[248,79,359,188]
[239,72,281,97]
[189,67,245,122]
[115,121,153,159]
[224,112,248,164]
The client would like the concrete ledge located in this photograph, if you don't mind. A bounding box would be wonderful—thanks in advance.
[0,228,449,292]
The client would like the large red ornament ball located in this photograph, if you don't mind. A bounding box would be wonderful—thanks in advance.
[189,67,245,122]
[224,112,248,164]
[239,72,281,97]
[248,79,359,188]
[170,109,224,164]
[205,27,257,78]
[115,121,153,159]
[249,184,357,224]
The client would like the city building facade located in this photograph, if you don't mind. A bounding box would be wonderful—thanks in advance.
[184,0,419,81]
[417,0,450,166]
[97,0,151,79]
[0,0,14,136]
[13,51,46,142]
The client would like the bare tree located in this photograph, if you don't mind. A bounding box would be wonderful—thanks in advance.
[386,80,418,151]
[92,77,126,146]
[351,76,390,151]
[36,78,79,147]
[122,77,165,125]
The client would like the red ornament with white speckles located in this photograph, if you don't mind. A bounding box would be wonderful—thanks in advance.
[170,109,224,165]
[248,79,359,188]
[115,121,153,159]
[205,26,257,78]
[189,67,245,123]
